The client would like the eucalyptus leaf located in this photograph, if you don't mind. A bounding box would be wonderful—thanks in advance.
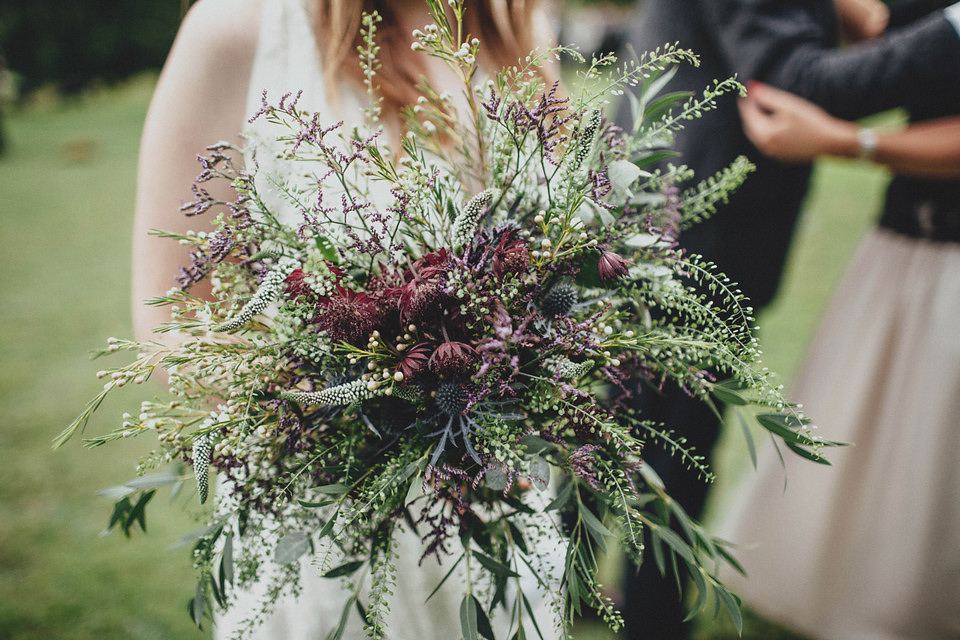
[624,232,661,248]
[274,531,310,565]
[125,471,181,489]
[607,159,645,194]
[710,381,750,406]
[98,470,180,499]
[126,489,155,535]
[578,505,612,553]
[639,463,665,490]
[718,587,744,634]
[685,566,708,621]
[735,408,758,469]
[425,552,465,603]
[527,455,550,490]
[326,595,355,640]
[404,471,424,506]
[475,595,496,640]
[544,480,573,512]
[655,525,696,565]
[640,64,680,106]
[517,435,557,456]
[168,523,224,551]
[521,593,546,640]
[298,499,336,508]
[460,594,479,640]
[485,468,508,492]
[220,532,234,587]
[628,191,668,206]
[191,580,205,628]
[98,485,136,499]
[313,483,351,495]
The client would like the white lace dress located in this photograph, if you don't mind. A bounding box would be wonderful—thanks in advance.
[214,1,564,638]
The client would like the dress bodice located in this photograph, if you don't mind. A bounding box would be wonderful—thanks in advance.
[243,0,369,228]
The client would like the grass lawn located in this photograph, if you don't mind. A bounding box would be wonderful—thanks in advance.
[0,76,207,640]
[0,78,889,639]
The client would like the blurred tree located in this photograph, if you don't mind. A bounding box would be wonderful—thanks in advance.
[0,0,188,95]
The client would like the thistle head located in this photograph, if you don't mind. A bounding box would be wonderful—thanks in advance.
[540,283,579,317]
[434,381,469,416]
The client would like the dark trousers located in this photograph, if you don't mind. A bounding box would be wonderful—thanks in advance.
[621,380,722,640]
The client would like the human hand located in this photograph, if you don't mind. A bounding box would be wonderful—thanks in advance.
[738,82,858,162]
[834,0,890,42]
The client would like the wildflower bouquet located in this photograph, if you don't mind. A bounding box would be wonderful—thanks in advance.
[61,3,830,638]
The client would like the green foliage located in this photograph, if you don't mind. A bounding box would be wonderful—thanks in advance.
[0,0,186,95]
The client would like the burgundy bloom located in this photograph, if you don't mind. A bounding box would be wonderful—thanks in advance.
[429,341,479,378]
[284,268,312,301]
[315,285,379,345]
[491,229,529,279]
[396,342,432,379]
[284,263,346,302]
[399,250,452,322]
[597,250,630,283]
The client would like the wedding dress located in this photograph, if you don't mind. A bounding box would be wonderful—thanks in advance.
[716,214,960,636]
[214,1,563,638]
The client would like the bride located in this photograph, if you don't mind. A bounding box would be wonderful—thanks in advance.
[131,1,559,638]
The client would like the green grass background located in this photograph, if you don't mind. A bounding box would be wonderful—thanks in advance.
[0,78,888,639]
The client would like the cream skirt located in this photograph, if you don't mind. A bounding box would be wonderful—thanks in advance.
[717,228,960,639]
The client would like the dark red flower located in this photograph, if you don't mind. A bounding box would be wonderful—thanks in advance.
[429,341,479,378]
[315,285,380,345]
[396,342,432,379]
[284,268,312,301]
[284,263,346,302]
[399,250,452,322]
[492,229,529,279]
[597,250,630,283]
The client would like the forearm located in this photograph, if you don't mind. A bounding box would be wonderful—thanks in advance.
[806,116,960,178]
[872,118,960,178]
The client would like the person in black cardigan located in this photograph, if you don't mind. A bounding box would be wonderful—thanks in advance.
[612,1,960,638]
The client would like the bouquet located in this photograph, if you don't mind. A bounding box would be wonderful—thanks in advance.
[60,3,832,638]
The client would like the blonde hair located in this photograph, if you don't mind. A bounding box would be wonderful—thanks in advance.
[312,0,541,116]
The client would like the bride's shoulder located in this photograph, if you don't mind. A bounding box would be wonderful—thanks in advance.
[174,0,263,62]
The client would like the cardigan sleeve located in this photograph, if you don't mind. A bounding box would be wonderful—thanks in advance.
[700,0,960,120]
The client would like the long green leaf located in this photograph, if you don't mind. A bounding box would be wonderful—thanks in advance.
[472,550,520,578]
[323,560,364,579]
[460,594,479,640]
[325,595,356,640]
[717,587,743,634]
[425,552,464,603]
[314,483,351,495]
[735,408,758,469]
